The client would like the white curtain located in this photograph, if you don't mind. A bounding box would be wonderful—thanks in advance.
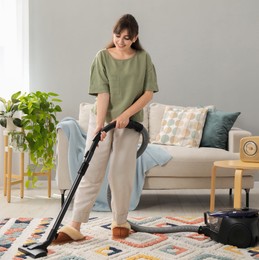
[0,0,29,99]
[0,0,29,186]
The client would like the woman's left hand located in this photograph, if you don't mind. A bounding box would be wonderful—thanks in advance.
[113,115,130,129]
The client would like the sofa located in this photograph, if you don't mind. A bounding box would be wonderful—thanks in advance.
[55,102,255,208]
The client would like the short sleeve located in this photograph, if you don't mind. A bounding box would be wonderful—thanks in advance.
[88,51,109,96]
[144,53,159,93]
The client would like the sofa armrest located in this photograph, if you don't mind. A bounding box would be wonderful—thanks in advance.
[228,127,252,153]
[56,128,72,190]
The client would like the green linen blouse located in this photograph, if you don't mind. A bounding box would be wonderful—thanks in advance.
[89,49,159,122]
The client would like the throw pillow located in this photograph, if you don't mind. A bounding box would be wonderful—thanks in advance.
[153,106,208,147]
[78,103,93,133]
[148,103,215,143]
[200,110,241,150]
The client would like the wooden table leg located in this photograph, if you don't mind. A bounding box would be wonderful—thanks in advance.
[7,146,12,203]
[210,165,217,212]
[233,169,243,209]
[47,170,51,198]
[20,152,24,198]
[4,135,8,196]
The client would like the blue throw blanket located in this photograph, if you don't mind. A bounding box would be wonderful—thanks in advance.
[57,117,172,211]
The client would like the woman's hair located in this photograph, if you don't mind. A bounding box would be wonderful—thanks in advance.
[106,14,144,51]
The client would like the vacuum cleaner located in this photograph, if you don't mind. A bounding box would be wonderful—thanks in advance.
[129,207,259,248]
[18,121,259,258]
[108,184,259,248]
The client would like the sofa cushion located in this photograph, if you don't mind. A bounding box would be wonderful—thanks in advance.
[142,105,149,131]
[146,144,240,178]
[200,110,241,150]
[149,103,166,142]
[148,103,214,143]
[148,103,184,142]
[153,106,208,147]
[79,103,93,133]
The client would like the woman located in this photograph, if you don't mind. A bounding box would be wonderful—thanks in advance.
[54,14,159,243]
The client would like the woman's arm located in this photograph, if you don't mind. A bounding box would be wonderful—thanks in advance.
[95,92,110,140]
[115,90,153,128]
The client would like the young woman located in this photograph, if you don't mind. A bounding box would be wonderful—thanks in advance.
[54,14,159,243]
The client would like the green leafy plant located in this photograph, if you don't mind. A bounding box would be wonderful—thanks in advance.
[0,91,23,128]
[18,91,62,188]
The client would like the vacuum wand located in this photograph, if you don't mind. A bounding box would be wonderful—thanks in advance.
[18,143,96,258]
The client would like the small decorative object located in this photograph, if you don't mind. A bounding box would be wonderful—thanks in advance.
[240,136,259,163]
[0,91,23,131]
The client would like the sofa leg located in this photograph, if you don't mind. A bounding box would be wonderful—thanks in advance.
[244,188,250,208]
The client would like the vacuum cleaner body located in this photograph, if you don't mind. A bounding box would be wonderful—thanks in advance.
[130,208,259,248]
[203,208,259,248]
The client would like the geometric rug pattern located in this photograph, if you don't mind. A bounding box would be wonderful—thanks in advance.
[1,216,259,259]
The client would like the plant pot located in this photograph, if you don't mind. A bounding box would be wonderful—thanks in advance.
[6,117,17,132]
[8,131,26,151]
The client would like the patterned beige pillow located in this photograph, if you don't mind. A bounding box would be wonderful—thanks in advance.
[153,106,208,147]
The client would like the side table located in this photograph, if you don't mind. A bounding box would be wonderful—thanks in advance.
[3,133,52,203]
[210,160,259,211]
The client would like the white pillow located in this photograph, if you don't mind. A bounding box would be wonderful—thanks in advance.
[78,103,93,133]
[148,103,167,142]
[153,106,208,147]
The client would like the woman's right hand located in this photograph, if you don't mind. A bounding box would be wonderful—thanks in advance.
[94,125,107,141]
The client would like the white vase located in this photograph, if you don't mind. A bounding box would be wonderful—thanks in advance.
[8,131,26,151]
[6,117,17,132]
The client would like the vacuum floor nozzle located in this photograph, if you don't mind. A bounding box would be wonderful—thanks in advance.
[18,243,48,258]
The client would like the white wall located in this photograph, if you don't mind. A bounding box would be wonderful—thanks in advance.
[2,0,258,186]
[29,0,259,135]
[1,0,259,186]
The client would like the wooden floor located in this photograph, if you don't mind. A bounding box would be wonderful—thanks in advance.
[1,181,259,222]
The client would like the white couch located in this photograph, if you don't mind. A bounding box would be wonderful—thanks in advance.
[56,102,255,207]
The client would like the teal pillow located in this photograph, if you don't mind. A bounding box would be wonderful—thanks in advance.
[200,110,241,150]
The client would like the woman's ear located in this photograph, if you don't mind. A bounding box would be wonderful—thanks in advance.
[133,35,138,43]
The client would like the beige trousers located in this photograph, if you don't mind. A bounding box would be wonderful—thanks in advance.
[72,112,140,224]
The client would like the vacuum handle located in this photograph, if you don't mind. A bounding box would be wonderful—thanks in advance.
[101,120,143,133]
[125,120,144,132]
[93,120,148,159]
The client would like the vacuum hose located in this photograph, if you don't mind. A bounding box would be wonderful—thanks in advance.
[106,122,203,235]
[129,223,201,233]
[106,121,148,210]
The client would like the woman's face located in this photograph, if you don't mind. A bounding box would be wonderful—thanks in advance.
[113,29,137,51]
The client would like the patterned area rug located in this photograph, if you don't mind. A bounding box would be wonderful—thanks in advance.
[1,216,259,259]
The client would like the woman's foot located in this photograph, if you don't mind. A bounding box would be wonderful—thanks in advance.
[52,225,85,244]
[111,221,131,239]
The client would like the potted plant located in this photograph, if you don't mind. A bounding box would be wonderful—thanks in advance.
[0,91,25,152]
[0,91,23,131]
[18,91,62,188]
